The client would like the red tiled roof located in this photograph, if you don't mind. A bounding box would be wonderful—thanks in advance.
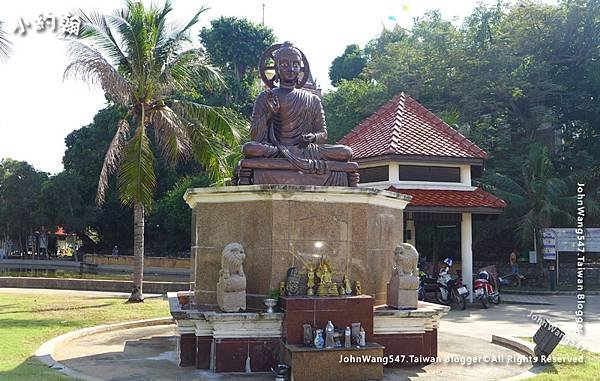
[387,187,506,209]
[338,92,487,160]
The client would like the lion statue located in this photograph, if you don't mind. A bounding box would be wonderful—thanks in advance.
[394,243,419,287]
[387,242,420,309]
[217,243,247,312]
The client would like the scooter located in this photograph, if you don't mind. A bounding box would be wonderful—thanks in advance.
[474,270,501,308]
[418,271,439,301]
[436,272,469,310]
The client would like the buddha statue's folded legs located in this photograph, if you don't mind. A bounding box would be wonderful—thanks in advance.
[242,141,279,158]
[243,141,353,162]
[316,144,353,162]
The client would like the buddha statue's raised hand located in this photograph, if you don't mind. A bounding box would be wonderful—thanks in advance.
[266,91,280,117]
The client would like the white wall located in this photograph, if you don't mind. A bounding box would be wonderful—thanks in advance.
[358,161,474,190]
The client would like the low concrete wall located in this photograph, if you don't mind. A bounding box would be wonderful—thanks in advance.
[0,276,189,293]
[83,254,190,269]
[0,259,81,269]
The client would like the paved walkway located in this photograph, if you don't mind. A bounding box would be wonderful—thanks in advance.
[54,325,531,381]
[500,294,553,305]
[444,294,600,353]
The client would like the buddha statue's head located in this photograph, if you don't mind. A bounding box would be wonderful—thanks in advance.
[274,42,302,88]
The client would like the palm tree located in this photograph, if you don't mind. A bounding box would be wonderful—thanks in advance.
[482,144,578,273]
[0,21,12,61]
[65,1,243,302]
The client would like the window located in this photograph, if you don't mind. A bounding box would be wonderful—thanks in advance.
[358,166,388,183]
[399,165,460,182]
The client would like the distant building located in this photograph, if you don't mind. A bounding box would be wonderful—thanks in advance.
[339,92,506,299]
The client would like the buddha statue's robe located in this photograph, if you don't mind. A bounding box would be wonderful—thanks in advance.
[242,87,352,174]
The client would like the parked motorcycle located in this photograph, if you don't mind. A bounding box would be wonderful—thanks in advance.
[419,272,439,301]
[474,270,501,308]
[436,258,469,310]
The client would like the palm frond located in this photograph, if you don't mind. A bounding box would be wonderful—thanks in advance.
[118,124,156,209]
[545,177,568,198]
[108,8,143,77]
[162,49,224,92]
[516,209,536,246]
[172,100,246,145]
[170,101,246,181]
[64,42,132,105]
[76,10,132,73]
[0,21,12,61]
[481,172,527,196]
[152,106,191,162]
[480,172,528,209]
[96,118,131,205]
[155,5,208,66]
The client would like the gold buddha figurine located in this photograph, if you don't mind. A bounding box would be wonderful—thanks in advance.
[279,281,286,297]
[343,275,352,295]
[355,281,362,295]
[306,267,316,296]
[315,260,339,296]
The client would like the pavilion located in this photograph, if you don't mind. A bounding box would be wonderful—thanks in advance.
[339,92,506,300]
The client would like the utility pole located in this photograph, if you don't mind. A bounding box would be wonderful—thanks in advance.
[262,3,265,25]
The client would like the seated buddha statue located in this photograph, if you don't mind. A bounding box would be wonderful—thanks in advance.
[237,42,358,186]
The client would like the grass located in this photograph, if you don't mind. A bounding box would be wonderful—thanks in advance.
[530,345,600,381]
[517,337,600,380]
[0,290,169,380]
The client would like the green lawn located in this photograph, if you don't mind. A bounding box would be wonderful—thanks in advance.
[0,290,169,380]
[529,345,600,381]
[514,337,600,381]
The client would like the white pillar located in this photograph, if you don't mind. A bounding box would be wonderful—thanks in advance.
[406,219,416,246]
[460,165,471,185]
[388,163,399,183]
[461,212,473,302]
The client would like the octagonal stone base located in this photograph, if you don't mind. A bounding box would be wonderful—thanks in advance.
[185,185,410,308]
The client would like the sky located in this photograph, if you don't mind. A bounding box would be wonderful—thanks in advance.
[0,0,489,174]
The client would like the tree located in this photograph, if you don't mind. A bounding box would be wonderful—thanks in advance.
[329,44,367,86]
[322,79,386,143]
[0,159,47,253]
[325,1,600,184]
[481,145,589,273]
[65,1,243,302]
[0,21,11,61]
[199,16,275,115]
[38,172,88,234]
[147,174,210,255]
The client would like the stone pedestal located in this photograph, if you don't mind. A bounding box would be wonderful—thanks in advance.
[373,303,449,366]
[169,293,449,371]
[280,295,374,344]
[386,283,418,310]
[185,185,410,308]
[283,343,384,381]
[216,288,245,312]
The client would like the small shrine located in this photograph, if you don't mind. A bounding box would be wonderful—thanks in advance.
[169,42,449,381]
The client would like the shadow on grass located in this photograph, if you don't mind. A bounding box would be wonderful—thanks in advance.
[0,303,116,315]
[0,356,74,381]
[0,318,84,329]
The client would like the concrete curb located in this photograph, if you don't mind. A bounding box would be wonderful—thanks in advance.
[503,290,600,296]
[500,300,554,306]
[491,334,547,380]
[35,317,174,381]
[491,334,535,356]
